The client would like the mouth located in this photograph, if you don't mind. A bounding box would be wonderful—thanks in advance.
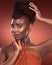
[13,34,20,37]
[13,34,24,41]
[12,33,25,40]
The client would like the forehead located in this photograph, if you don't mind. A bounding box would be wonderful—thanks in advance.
[11,16,29,25]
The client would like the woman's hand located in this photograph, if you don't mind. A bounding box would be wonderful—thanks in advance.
[2,39,22,65]
[29,2,41,20]
[29,2,52,25]
[13,38,22,52]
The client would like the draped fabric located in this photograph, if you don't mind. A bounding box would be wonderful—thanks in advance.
[15,46,41,65]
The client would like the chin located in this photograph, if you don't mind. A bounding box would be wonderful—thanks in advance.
[15,37,20,40]
[15,37,23,41]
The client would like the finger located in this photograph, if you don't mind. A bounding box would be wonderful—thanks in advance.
[29,2,34,5]
[29,3,38,10]
[29,2,36,7]
[13,40,19,49]
[18,40,22,50]
[29,3,34,7]
[29,5,40,13]
[18,40,24,46]
[17,40,21,46]
[12,37,18,47]
[29,6,35,10]
[29,7,36,12]
[29,4,38,10]
[29,2,35,7]
[18,40,21,45]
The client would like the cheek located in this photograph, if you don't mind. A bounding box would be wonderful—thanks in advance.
[20,27,27,34]
[10,28,14,34]
[19,27,24,32]
[19,26,27,33]
[21,28,29,36]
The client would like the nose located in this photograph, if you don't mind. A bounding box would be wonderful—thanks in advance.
[14,26,17,32]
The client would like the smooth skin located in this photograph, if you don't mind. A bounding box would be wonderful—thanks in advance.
[29,2,52,25]
[0,2,52,65]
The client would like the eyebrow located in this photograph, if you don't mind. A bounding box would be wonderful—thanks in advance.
[16,23,23,25]
[11,23,23,27]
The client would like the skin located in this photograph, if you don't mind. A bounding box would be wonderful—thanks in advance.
[0,16,33,65]
[0,40,22,65]
[0,2,52,65]
[11,16,31,41]
[29,2,52,25]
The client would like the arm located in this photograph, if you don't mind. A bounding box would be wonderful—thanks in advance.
[37,17,52,25]
[37,38,52,58]
[2,50,20,65]
[1,40,22,65]
[30,38,52,58]
[42,38,52,55]
[29,2,52,25]
[0,50,6,65]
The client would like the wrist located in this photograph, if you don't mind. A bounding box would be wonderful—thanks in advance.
[16,48,22,54]
[36,15,42,21]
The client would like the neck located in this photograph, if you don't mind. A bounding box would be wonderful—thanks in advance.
[15,36,31,46]
[21,36,31,46]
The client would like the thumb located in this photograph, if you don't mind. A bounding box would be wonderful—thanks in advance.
[13,37,19,48]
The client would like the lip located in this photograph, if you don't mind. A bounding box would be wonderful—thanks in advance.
[13,34,21,37]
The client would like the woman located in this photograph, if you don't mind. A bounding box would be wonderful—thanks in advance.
[0,1,52,65]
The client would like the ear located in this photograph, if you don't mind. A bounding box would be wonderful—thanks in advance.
[28,24,33,32]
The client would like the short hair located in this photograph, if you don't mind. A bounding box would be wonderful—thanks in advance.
[12,0,36,24]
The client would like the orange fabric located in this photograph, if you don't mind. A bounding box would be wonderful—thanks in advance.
[15,47,41,65]
[42,53,52,65]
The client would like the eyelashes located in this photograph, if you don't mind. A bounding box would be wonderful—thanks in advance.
[11,21,23,27]
[16,24,23,28]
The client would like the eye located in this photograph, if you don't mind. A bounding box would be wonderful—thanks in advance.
[11,24,14,28]
[16,24,23,28]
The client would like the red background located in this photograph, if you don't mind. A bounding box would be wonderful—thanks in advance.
[0,0,52,65]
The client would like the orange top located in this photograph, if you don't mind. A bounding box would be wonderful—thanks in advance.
[15,46,41,65]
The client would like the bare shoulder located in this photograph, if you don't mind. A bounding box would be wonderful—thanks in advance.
[37,38,52,58]
[0,47,6,64]
[27,38,52,58]
[2,43,16,59]
[0,42,16,64]
[39,38,52,51]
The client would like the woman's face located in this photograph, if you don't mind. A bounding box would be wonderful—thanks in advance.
[11,16,32,41]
